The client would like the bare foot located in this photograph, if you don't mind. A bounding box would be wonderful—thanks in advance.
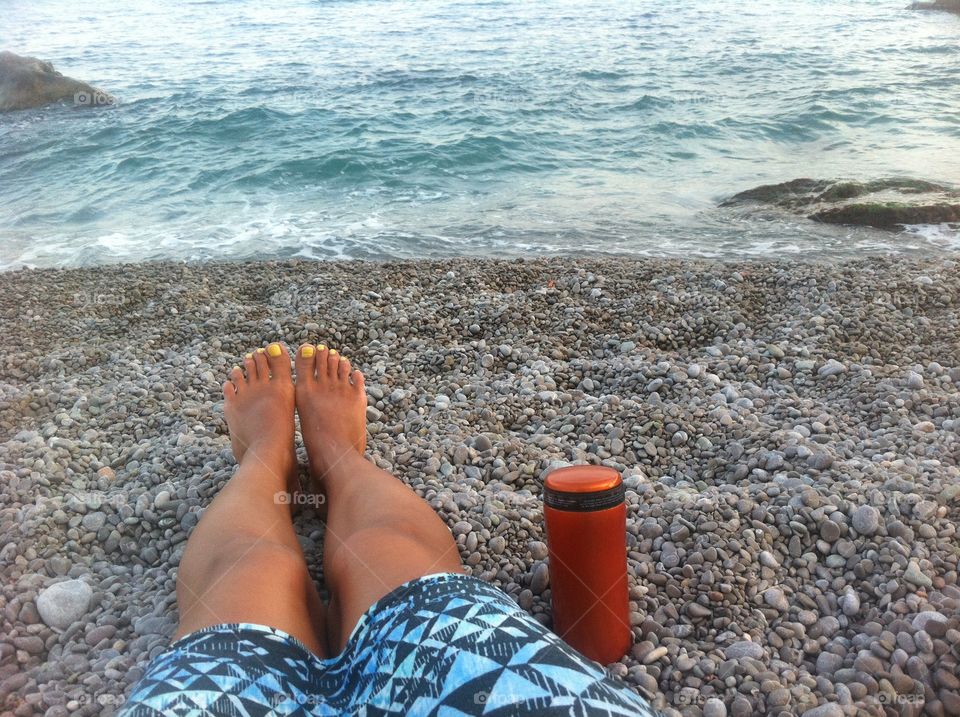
[222,343,298,492]
[294,343,367,483]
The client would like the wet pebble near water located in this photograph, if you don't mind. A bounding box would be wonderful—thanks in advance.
[0,256,959,716]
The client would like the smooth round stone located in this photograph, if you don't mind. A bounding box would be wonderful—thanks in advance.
[37,579,93,629]
[47,555,71,576]
[530,562,549,594]
[767,688,791,707]
[703,697,727,717]
[903,561,933,588]
[840,590,860,617]
[835,539,856,558]
[687,602,711,618]
[820,520,841,542]
[853,653,884,674]
[817,652,843,674]
[764,588,789,612]
[731,696,753,717]
[643,646,668,664]
[807,451,834,470]
[153,490,171,509]
[528,541,548,560]
[801,704,843,717]
[759,551,779,569]
[724,640,764,660]
[81,512,107,531]
[851,505,880,535]
[85,625,117,646]
[912,611,948,632]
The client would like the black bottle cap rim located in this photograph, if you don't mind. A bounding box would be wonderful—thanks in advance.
[544,482,625,512]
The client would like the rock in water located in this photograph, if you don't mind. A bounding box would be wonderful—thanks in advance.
[720,177,960,230]
[36,579,93,629]
[0,51,112,112]
[911,0,960,14]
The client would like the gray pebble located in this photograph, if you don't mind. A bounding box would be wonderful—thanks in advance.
[903,561,932,588]
[851,504,880,535]
[81,512,106,531]
[37,579,93,629]
[724,640,764,660]
[801,704,843,717]
[703,698,726,717]
[531,562,549,594]
[528,541,548,561]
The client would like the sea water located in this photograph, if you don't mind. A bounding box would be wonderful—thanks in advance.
[2,0,959,269]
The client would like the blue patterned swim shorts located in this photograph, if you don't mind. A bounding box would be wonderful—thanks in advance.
[118,572,661,716]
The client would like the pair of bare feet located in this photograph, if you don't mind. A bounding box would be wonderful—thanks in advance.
[221,342,367,495]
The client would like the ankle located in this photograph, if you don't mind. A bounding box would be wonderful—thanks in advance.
[241,440,297,474]
[306,438,365,475]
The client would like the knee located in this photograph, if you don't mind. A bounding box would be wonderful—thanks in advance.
[326,524,460,586]
[181,537,309,595]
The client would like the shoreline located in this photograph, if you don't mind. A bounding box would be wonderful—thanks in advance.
[3,247,960,277]
[1,255,959,716]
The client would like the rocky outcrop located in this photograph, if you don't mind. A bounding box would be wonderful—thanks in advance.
[911,0,960,15]
[721,178,960,230]
[0,51,112,112]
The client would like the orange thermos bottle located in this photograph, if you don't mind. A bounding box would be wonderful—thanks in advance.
[543,465,632,664]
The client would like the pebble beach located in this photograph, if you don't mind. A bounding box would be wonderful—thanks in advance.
[1,256,959,717]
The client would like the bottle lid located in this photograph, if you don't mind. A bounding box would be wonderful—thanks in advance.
[544,465,625,512]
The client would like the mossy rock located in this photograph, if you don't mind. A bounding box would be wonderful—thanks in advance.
[812,203,960,229]
[722,178,952,210]
[719,179,831,209]
[721,177,960,230]
[816,179,946,203]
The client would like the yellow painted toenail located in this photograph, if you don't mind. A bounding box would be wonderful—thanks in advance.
[318,344,327,351]
[256,347,266,354]
[329,349,338,356]
[245,353,253,360]
[301,345,315,358]
[267,344,282,357]
[233,365,241,372]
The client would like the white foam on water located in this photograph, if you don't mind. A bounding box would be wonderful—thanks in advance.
[902,223,960,250]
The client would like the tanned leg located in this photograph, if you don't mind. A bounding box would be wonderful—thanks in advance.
[173,343,327,656]
[294,343,463,652]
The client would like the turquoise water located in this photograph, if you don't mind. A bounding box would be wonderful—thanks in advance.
[2,0,959,269]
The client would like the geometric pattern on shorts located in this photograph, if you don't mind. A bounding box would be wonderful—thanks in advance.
[117,572,663,716]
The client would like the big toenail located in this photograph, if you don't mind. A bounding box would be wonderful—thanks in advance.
[301,345,315,358]
[267,344,282,357]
